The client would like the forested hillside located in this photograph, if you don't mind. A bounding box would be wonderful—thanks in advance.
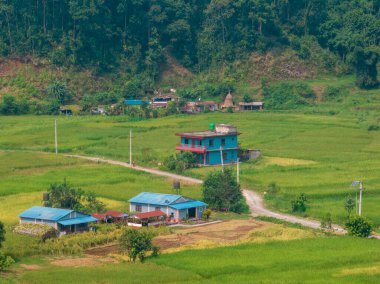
[0,0,379,114]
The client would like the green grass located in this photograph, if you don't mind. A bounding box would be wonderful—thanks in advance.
[1,107,380,230]
[4,237,380,283]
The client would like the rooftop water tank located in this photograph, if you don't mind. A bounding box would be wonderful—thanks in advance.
[209,123,215,130]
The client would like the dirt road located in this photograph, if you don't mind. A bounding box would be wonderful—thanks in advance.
[68,154,347,233]
[65,154,203,185]
[242,190,346,233]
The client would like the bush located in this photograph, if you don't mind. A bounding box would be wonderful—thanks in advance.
[0,95,30,115]
[0,251,14,271]
[202,209,212,220]
[47,80,70,105]
[164,152,198,173]
[263,82,315,110]
[345,216,372,237]
[291,193,307,213]
[119,228,158,262]
[368,125,379,131]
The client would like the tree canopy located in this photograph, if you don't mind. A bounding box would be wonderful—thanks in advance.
[0,1,378,89]
[202,168,245,213]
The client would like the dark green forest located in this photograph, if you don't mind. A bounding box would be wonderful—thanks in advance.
[0,0,379,88]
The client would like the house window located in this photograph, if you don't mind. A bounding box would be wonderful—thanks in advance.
[135,205,142,212]
[223,153,227,160]
[221,138,226,146]
[209,139,214,147]
[232,137,235,141]
[155,207,160,211]
[199,140,202,146]
[184,138,189,145]
[231,152,234,158]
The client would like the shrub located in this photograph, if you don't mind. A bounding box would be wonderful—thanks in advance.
[323,86,340,99]
[119,228,158,262]
[291,193,307,213]
[202,209,212,220]
[0,95,30,115]
[263,82,315,110]
[0,251,14,271]
[344,195,355,218]
[0,221,4,247]
[345,216,372,237]
[47,80,70,105]
[368,125,379,131]
[164,152,198,173]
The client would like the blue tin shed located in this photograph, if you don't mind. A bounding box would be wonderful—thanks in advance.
[129,192,207,222]
[19,206,98,235]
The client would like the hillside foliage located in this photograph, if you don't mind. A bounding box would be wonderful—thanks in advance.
[0,0,378,89]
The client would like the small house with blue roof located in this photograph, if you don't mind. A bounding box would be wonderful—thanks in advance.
[129,192,207,222]
[19,206,98,235]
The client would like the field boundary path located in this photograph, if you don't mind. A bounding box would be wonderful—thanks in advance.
[67,154,349,234]
[65,154,203,185]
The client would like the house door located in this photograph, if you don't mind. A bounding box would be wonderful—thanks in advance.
[188,208,196,218]
[70,225,75,233]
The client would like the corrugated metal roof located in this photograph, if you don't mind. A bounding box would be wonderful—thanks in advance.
[169,200,207,210]
[58,216,98,226]
[19,206,73,221]
[134,211,166,219]
[124,99,150,106]
[129,192,181,206]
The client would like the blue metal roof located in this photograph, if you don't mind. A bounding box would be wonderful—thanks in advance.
[170,200,207,210]
[129,192,182,206]
[58,216,98,226]
[19,206,73,221]
[124,99,150,106]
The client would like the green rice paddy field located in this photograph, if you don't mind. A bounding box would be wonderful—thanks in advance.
[1,107,380,229]
[4,237,380,283]
[1,89,380,283]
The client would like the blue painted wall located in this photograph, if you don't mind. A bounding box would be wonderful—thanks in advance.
[179,134,238,165]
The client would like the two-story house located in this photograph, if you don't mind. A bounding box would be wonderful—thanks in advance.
[175,124,239,166]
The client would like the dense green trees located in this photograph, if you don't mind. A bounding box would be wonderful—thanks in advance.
[46,179,105,213]
[0,1,378,88]
[202,168,247,213]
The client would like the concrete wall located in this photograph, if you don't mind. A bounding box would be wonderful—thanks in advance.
[130,203,176,217]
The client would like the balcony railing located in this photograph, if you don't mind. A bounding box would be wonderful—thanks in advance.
[176,144,207,152]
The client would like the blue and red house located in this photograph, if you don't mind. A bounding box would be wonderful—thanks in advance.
[175,124,239,166]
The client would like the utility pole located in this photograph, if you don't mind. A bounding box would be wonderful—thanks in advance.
[54,119,58,155]
[351,180,364,216]
[237,157,240,184]
[129,129,132,166]
[358,182,363,216]
[219,146,224,172]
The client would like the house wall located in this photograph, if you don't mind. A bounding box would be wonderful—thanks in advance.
[180,135,238,150]
[207,149,237,165]
[20,217,58,229]
[130,203,176,217]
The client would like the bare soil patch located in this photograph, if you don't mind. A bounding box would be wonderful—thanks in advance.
[313,85,325,102]
[51,256,100,267]
[19,264,42,271]
[154,219,267,251]
[86,244,118,257]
